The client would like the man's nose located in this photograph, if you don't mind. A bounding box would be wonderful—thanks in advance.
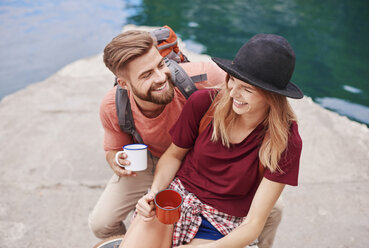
[153,68,167,82]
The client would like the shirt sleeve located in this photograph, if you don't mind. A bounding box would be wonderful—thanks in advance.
[180,61,226,88]
[99,89,133,151]
[169,89,214,148]
[263,122,302,186]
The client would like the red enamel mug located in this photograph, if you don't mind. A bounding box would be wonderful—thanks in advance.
[154,189,183,224]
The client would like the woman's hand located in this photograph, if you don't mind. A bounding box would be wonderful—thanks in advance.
[135,192,157,221]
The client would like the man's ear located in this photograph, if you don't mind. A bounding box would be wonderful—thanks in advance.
[116,77,128,89]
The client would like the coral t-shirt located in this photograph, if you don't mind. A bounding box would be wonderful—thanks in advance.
[99,61,226,157]
[170,89,302,217]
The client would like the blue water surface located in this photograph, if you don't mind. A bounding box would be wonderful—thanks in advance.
[1,0,369,126]
[0,0,126,98]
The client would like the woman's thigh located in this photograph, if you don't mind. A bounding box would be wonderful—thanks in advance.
[187,238,214,245]
[120,215,173,248]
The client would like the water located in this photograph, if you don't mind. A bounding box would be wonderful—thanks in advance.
[1,0,369,126]
[0,0,126,98]
[125,0,369,125]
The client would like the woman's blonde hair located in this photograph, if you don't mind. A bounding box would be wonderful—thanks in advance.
[211,75,297,172]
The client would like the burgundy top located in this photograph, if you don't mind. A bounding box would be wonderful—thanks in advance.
[170,89,302,217]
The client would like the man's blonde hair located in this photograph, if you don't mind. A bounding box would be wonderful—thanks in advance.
[103,30,157,76]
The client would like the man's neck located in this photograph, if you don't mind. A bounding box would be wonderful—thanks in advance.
[132,95,166,118]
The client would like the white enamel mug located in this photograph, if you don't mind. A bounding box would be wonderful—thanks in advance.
[115,144,148,171]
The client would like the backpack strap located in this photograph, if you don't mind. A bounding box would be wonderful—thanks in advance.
[113,59,205,100]
[115,85,144,144]
[114,58,206,139]
[164,58,207,99]
[190,74,208,83]
[115,86,157,173]
[198,92,219,135]
[198,92,265,183]
[258,160,265,184]
[114,26,206,145]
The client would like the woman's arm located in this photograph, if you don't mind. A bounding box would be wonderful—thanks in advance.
[151,143,190,193]
[135,143,190,220]
[181,178,285,248]
[120,143,190,248]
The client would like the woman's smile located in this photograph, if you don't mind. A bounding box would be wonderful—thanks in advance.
[233,98,247,108]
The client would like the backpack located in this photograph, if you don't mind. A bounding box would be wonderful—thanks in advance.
[115,26,207,144]
[150,25,189,63]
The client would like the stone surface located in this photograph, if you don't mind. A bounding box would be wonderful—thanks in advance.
[0,25,368,247]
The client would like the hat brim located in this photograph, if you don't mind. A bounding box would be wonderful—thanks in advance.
[212,57,304,99]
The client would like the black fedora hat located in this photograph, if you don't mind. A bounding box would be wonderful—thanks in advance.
[212,34,304,99]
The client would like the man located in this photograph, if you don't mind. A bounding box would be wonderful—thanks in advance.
[89,30,282,248]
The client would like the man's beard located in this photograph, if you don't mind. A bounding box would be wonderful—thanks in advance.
[131,73,175,105]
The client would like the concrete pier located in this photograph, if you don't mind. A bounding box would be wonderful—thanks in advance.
[1,25,368,247]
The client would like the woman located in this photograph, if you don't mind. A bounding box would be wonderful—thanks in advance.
[120,33,304,248]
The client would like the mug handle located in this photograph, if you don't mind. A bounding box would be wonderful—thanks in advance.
[115,151,126,168]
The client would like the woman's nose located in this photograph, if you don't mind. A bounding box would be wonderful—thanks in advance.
[229,84,238,98]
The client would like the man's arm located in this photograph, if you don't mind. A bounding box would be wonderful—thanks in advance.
[100,89,136,177]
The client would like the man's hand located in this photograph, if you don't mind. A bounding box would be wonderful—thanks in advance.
[106,150,137,177]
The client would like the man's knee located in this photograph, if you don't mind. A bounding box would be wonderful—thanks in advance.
[88,210,126,239]
[267,199,283,226]
[257,199,284,248]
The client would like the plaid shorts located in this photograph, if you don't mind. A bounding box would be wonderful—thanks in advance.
[169,178,245,247]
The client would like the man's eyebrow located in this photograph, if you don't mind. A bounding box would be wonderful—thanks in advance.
[138,68,153,79]
[138,58,165,79]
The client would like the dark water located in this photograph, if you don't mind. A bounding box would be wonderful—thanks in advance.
[126,0,369,125]
[1,0,369,125]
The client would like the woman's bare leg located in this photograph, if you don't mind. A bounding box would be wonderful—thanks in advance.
[186,238,213,245]
[119,215,173,248]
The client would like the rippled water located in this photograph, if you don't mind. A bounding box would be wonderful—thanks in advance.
[1,0,369,125]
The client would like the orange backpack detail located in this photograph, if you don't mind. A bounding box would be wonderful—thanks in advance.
[150,25,189,63]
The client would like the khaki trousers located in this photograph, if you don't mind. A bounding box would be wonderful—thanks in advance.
[89,158,283,248]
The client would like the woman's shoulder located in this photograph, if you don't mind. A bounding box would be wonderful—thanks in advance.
[180,89,218,122]
[190,88,218,98]
[187,89,217,107]
[288,121,302,150]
